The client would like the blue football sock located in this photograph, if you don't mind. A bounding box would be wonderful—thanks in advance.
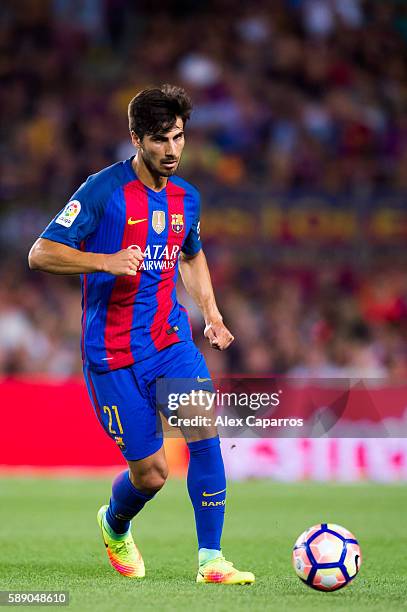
[105,470,156,535]
[187,436,226,552]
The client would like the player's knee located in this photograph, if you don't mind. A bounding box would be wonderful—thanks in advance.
[130,463,168,494]
[144,468,168,492]
[137,471,167,493]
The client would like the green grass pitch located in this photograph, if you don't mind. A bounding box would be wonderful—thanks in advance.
[0,477,406,611]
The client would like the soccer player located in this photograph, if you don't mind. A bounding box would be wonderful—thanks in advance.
[29,85,254,585]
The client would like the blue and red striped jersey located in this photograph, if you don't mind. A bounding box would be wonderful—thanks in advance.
[40,157,202,372]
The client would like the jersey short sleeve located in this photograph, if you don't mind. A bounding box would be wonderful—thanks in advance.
[182,192,202,256]
[40,178,106,249]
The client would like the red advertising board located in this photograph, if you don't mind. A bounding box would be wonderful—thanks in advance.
[1,377,407,481]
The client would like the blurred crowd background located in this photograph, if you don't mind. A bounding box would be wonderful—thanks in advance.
[0,0,406,379]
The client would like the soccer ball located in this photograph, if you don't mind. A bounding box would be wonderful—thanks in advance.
[292,523,361,591]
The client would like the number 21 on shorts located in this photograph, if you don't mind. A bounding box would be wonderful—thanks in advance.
[103,405,123,435]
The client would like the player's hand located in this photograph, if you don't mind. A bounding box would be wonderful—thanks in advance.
[102,246,144,276]
[204,319,234,350]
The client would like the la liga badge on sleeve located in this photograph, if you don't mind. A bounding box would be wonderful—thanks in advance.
[55,200,81,227]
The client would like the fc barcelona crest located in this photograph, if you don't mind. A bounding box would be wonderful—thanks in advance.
[152,210,166,234]
[171,213,184,233]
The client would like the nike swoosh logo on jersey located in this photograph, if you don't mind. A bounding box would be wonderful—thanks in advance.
[197,376,211,383]
[128,217,147,225]
[202,488,226,497]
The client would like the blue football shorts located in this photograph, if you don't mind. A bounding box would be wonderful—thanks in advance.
[83,341,213,460]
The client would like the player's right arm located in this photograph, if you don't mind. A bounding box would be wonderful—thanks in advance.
[28,238,143,276]
[28,177,144,276]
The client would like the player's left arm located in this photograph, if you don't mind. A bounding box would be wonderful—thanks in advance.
[179,249,234,351]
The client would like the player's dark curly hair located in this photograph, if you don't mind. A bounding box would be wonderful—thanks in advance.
[128,84,193,139]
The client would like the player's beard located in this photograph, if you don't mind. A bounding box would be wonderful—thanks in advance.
[142,150,179,178]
